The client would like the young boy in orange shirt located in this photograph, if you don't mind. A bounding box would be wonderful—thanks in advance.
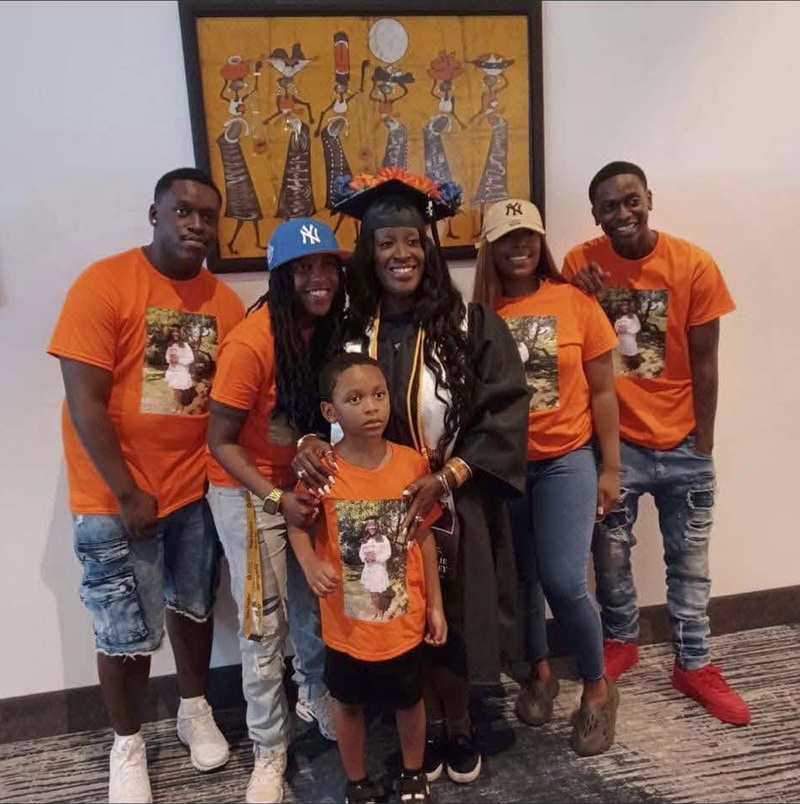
[288,352,447,804]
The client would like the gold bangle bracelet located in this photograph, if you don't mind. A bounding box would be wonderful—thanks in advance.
[450,456,473,480]
[444,459,470,489]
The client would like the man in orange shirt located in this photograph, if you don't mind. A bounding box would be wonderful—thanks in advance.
[48,168,245,803]
[563,161,750,726]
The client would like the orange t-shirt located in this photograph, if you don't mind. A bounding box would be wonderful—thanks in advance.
[562,232,736,450]
[47,247,245,516]
[496,280,617,460]
[207,305,298,489]
[310,443,439,662]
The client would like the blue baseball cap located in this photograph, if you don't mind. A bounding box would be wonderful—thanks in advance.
[266,218,350,272]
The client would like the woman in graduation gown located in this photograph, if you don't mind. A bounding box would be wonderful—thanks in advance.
[293,168,530,785]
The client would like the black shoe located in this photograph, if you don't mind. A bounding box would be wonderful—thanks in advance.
[423,734,445,782]
[395,771,431,803]
[446,734,481,784]
[345,777,384,803]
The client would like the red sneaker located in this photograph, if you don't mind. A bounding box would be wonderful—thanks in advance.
[603,639,639,682]
[672,662,751,725]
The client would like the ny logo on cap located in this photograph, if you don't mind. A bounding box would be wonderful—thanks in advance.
[505,202,523,217]
[300,223,321,245]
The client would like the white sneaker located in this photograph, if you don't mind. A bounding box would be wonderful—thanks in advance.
[176,697,230,771]
[109,733,152,804]
[246,747,287,804]
[295,685,337,741]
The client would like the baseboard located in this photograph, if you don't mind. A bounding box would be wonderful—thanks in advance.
[544,583,800,660]
[2,585,798,744]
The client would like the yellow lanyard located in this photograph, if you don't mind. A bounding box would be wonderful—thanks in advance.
[243,491,264,642]
[369,313,430,466]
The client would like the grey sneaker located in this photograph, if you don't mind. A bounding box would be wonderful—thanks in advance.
[570,678,620,757]
[295,684,337,741]
[515,674,560,726]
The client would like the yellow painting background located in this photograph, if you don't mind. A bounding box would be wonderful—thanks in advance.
[195,14,531,258]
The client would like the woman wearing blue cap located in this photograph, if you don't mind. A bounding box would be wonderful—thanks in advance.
[292,168,530,791]
[206,218,348,804]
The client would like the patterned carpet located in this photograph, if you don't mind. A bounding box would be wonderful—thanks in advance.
[1,624,798,803]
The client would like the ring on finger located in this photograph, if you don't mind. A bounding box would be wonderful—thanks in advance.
[414,514,424,524]
[297,468,307,479]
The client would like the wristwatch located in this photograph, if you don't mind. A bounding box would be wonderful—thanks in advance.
[262,488,284,515]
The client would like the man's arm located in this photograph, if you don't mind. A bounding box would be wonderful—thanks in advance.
[59,357,158,538]
[688,318,720,455]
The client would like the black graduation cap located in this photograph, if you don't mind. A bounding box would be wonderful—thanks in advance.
[331,170,463,233]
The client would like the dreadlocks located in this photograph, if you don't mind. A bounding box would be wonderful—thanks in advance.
[248,262,346,436]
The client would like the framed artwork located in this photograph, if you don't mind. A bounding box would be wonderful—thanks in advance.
[178,0,544,273]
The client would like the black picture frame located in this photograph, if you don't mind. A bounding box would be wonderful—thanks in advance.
[178,0,544,273]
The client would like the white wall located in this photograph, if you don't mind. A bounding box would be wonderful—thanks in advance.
[1,0,797,699]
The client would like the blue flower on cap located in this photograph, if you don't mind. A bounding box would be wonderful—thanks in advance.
[266,218,350,272]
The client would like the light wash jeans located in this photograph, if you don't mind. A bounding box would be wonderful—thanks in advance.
[208,484,325,749]
[594,434,716,670]
[508,445,604,681]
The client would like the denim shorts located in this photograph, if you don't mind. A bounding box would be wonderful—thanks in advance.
[72,498,220,656]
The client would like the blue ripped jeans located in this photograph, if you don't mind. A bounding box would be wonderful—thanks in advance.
[594,434,716,670]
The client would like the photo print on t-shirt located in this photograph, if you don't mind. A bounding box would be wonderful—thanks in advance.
[597,288,668,379]
[504,315,559,411]
[335,498,409,623]
[267,410,298,446]
[140,307,220,416]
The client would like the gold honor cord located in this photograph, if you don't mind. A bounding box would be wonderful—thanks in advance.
[369,315,430,466]
[243,491,264,641]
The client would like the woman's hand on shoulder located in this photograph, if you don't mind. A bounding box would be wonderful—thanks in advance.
[292,435,337,494]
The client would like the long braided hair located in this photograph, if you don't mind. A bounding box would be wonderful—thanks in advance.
[344,227,474,458]
[248,261,346,435]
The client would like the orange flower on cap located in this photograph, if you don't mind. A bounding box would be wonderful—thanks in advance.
[331,169,463,224]
[370,167,442,199]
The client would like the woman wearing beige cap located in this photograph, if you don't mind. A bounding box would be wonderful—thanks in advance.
[473,198,622,756]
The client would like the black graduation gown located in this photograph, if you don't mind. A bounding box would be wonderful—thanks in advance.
[376,302,530,684]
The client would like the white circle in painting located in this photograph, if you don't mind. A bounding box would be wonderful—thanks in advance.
[368,18,409,65]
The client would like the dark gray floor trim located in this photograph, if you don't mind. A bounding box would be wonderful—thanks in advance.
[2,584,798,744]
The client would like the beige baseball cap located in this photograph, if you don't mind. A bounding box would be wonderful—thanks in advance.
[481,199,545,243]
